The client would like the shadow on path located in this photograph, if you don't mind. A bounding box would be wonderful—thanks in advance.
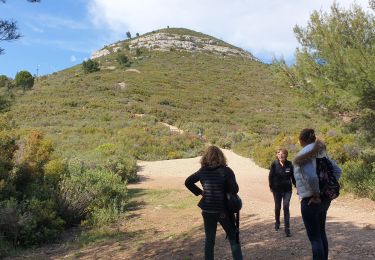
[128,214,375,260]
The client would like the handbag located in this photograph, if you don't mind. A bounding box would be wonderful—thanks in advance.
[225,193,242,213]
[225,192,242,243]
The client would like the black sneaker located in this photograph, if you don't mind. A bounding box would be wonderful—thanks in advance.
[285,229,291,237]
[275,223,280,231]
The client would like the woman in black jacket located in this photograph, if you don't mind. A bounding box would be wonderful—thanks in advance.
[185,146,243,260]
[268,148,296,237]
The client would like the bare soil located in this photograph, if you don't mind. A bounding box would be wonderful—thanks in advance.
[13,149,375,259]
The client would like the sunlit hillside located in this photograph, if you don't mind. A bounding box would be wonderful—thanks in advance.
[7,28,331,163]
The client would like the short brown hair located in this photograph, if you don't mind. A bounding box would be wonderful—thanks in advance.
[276,148,288,158]
[200,146,227,168]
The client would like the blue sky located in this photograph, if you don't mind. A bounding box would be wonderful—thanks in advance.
[0,0,371,78]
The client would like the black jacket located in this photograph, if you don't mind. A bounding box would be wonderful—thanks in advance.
[268,160,296,193]
[185,166,239,212]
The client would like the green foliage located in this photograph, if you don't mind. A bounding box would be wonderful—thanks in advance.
[341,160,375,200]
[0,75,13,89]
[0,198,64,247]
[0,1,34,55]
[58,162,128,226]
[15,70,34,90]
[272,3,375,138]
[251,128,358,168]
[6,28,373,202]
[252,132,299,168]
[135,47,142,56]
[116,53,131,68]
[82,59,100,73]
[0,123,70,249]
[17,198,65,246]
[126,31,131,39]
[43,158,67,184]
[103,155,138,182]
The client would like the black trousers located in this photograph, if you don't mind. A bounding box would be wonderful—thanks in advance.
[202,211,243,260]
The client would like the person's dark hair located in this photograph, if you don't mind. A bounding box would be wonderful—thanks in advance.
[200,146,227,168]
[276,148,288,159]
[299,128,316,145]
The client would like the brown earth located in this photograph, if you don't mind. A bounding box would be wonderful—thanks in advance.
[12,149,375,259]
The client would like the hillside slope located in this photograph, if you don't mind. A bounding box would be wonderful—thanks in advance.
[7,28,329,161]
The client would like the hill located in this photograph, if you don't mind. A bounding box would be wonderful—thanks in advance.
[7,27,331,165]
[2,27,369,256]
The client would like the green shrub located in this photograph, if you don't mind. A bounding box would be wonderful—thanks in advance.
[58,162,128,226]
[92,143,138,182]
[251,133,299,168]
[0,238,14,258]
[43,158,67,185]
[0,198,64,247]
[0,127,68,249]
[0,75,13,89]
[341,160,375,200]
[116,53,131,67]
[104,156,138,182]
[15,70,34,90]
[135,48,142,56]
[18,198,65,246]
[82,59,100,73]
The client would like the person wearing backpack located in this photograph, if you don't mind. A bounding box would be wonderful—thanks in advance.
[268,148,296,237]
[185,146,243,260]
[293,128,342,260]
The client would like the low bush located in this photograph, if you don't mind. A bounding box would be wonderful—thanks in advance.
[117,53,131,68]
[82,59,100,73]
[341,160,375,200]
[0,128,66,248]
[58,161,128,226]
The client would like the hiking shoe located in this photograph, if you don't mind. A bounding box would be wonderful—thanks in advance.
[285,229,291,237]
[275,223,280,231]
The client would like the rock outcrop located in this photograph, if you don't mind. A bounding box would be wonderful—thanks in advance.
[91,30,257,60]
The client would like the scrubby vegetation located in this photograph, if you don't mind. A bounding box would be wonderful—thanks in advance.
[2,15,375,255]
[15,70,34,90]
[0,119,135,256]
[82,59,100,73]
[272,3,375,200]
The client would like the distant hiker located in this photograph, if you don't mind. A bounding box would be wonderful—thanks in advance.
[185,146,243,260]
[293,128,342,260]
[268,148,296,237]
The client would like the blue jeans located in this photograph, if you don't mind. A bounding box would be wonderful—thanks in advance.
[202,211,243,260]
[272,191,292,230]
[301,198,331,260]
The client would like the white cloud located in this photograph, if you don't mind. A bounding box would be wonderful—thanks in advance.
[70,55,77,62]
[25,23,44,33]
[87,0,371,61]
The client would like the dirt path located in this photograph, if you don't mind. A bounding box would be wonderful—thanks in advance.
[130,149,375,259]
[15,149,375,259]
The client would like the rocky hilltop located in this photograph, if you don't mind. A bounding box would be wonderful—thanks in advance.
[91,28,257,60]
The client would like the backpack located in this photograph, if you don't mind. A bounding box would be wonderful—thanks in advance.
[316,157,340,200]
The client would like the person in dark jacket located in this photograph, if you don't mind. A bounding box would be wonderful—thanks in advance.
[269,148,296,237]
[185,146,243,260]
